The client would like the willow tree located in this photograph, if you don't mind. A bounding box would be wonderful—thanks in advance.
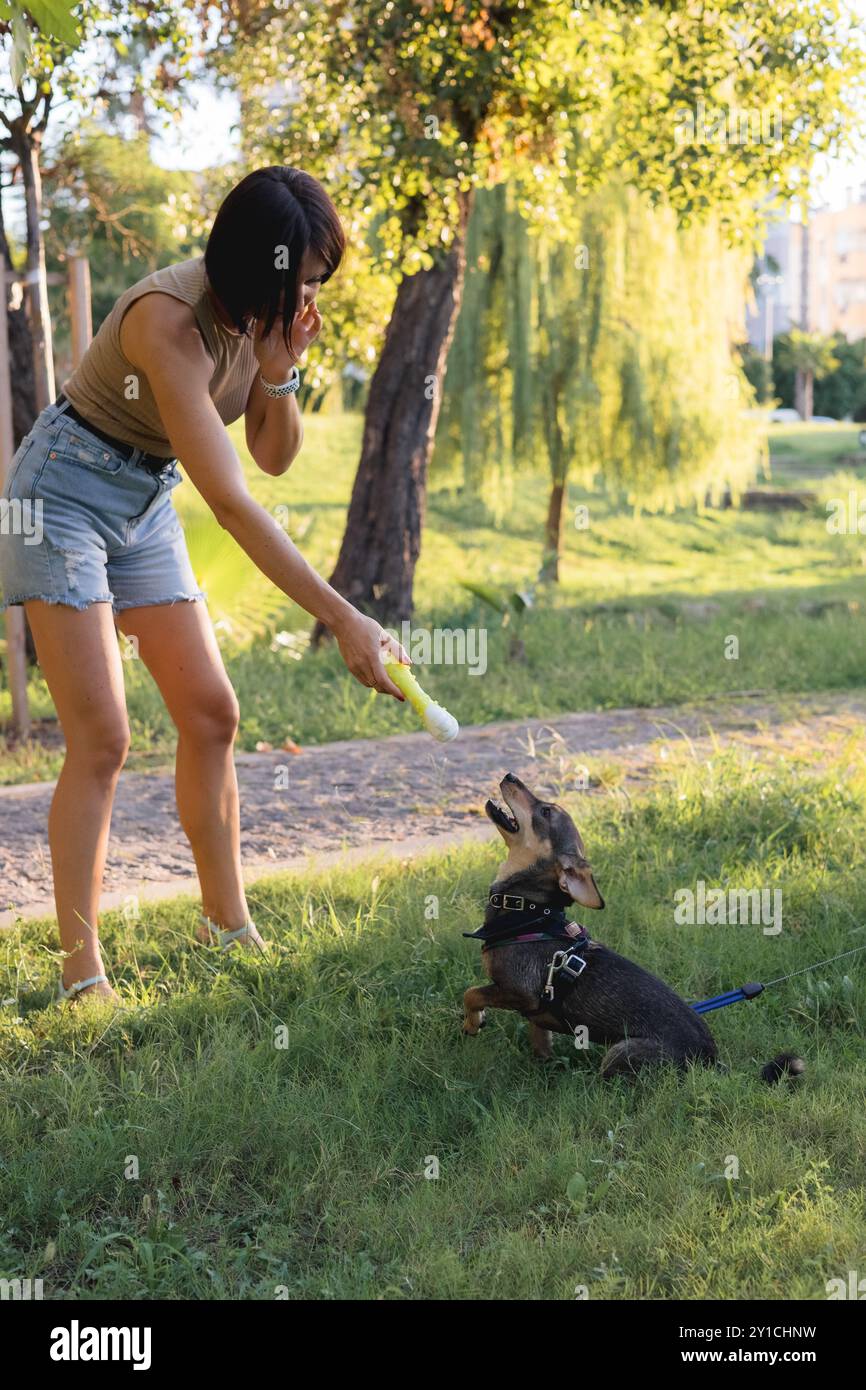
[534,200,606,580]
[437,180,772,572]
[435,179,535,520]
[434,182,519,513]
[235,0,858,632]
[589,188,763,510]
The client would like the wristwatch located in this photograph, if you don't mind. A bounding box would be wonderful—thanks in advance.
[259,364,301,398]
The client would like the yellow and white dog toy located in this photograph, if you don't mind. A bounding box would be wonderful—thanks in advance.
[382,654,459,742]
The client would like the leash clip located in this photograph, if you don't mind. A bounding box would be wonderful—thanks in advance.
[543,950,566,999]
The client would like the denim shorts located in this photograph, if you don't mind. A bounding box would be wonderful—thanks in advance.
[0,398,206,614]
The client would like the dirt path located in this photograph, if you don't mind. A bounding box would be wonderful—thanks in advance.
[2,690,865,927]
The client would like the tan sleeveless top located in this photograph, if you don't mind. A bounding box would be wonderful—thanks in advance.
[60,256,259,458]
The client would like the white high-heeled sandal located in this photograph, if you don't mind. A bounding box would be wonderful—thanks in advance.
[198,913,267,953]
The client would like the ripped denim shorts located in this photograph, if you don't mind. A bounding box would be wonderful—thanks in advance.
[0,397,206,614]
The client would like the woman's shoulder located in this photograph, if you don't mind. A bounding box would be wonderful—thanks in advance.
[110,257,202,319]
[118,276,214,375]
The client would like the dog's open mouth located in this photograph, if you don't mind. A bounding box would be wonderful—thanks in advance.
[485,797,519,833]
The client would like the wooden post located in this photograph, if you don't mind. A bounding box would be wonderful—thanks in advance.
[68,251,92,367]
[0,274,31,740]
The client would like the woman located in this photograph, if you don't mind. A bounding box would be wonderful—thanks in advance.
[0,166,409,1005]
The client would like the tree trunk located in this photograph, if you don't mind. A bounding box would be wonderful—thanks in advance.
[310,191,473,643]
[10,120,55,410]
[803,369,814,422]
[542,479,566,583]
[0,253,37,448]
[538,360,566,583]
[1,163,39,671]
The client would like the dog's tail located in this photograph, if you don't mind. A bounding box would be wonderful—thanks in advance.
[760,1052,806,1085]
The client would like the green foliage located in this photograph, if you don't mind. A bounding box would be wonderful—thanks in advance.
[589,191,763,508]
[775,330,840,381]
[437,183,518,508]
[0,1,80,83]
[773,333,866,419]
[43,125,214,351]
[737,341,774,405]
[179,513,289,648]
[240,1,861,250]
[238,0,864,331]
[438,181,764,512]
[0,3,200,132]
[5,2,79,44]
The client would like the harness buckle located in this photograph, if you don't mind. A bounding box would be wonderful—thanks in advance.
[502,894,525,910]
[558,950,588,982]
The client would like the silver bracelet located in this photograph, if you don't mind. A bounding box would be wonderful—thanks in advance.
[259,365,301,398]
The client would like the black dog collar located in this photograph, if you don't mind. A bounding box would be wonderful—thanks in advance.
[487,892,567,912]
[464,908,589,950]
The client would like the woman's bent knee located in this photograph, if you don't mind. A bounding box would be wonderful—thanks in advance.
[66,725,131,778]
[180,689,240,746]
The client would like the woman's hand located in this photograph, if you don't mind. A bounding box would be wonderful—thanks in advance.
[253,301,323,382]
[332,610,412,701]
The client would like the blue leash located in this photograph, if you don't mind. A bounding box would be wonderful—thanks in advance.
[690,944,866,1015]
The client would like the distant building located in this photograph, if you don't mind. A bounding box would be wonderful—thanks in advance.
[808,193,866,340]
[747,189,866,349]
[745,216,802,354]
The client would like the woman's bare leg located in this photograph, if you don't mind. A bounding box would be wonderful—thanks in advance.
[24,599,130,1002]
[114,600,261,945]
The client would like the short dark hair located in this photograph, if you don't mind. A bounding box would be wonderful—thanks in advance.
[204,166,346,342]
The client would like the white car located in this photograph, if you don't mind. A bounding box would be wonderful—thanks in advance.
[769,407,801,423]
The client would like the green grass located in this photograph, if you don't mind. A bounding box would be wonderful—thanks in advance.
[768,421,866,484]
[2,747,864,1299]
[3,415,866,783]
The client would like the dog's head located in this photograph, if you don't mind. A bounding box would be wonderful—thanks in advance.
[486,772,604,909]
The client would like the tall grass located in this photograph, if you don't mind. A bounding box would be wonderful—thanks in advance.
[1,749,864,1299]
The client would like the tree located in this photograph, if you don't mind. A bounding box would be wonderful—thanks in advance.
[439,178,763,576]
[775,330,840,422]
[434,182,523,513]
[43,124,213,362]
[1,2,199,406]
[737,341,774,406]
[773,332,866,420]
[236,0,861,637]
[0,0,82,409]
[534,202,604,581]
[813,336,866,420]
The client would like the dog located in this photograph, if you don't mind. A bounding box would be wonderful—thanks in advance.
[462,773,802,1083]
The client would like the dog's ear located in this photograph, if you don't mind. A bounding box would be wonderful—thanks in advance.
[557,856,604,909]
